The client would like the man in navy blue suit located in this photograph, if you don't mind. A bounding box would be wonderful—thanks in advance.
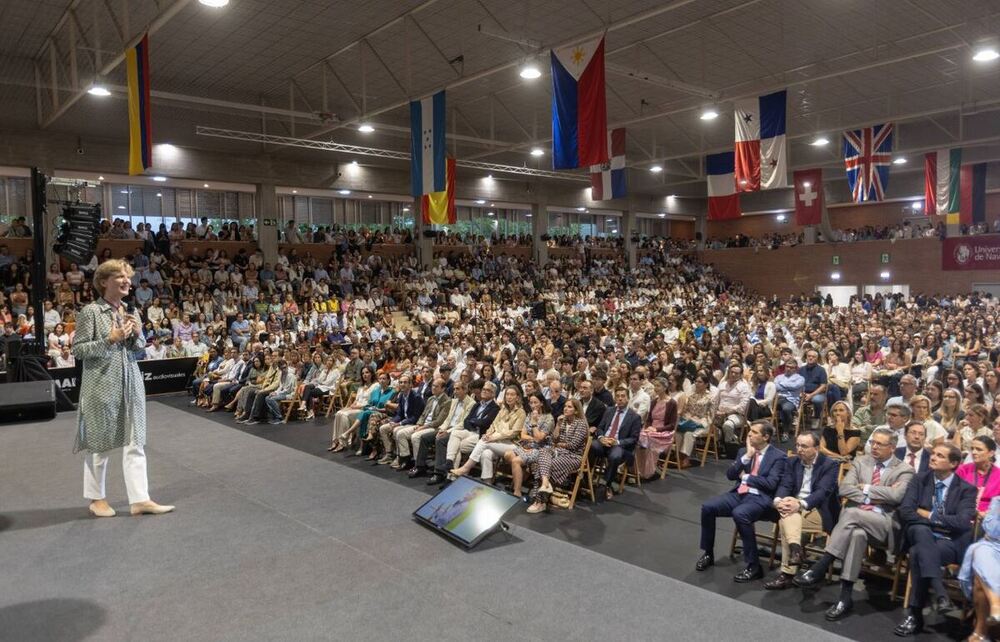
[763,431,841,590]
[696,420,787,582]
[893,443,977,636]
[589,387,642,501]
[895,421,930,474]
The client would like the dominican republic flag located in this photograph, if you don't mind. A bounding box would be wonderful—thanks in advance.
[422,157,456,225]
[589,128,626,200]
[843,123,894,202]
[924,148,962,216]
[959,163,987,226]
[551,36,608,170]
[706,151,740,220]
[734,89,787,191]
[410,90,446,197]
[126,33,152,176]
[793,168,824,226]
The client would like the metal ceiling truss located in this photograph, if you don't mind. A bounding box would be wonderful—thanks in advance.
[194,127,588,182]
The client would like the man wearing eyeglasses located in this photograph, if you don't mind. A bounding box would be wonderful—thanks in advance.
[794,427,914,622]
[862,402,912,455]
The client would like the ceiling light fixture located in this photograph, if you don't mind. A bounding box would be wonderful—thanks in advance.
[526,213,533,218]
[87,85,111,97]
[576,207,586,212]
[912,201,923,210]
[198,0,229,7]
[973,46,999,62]
[699,108,719,121]
[338,189,351,195]
[519,64,541,79]
[892,157,907,165]
[292,190,297,194]
[658,213,666,218]
[117,205,125,210]
[98,175,104,181]
[530,147,544,157]
[487,211,495,216]
[810,137,829,146]
[776,214,787,222]
[120,189,129,194]
[203,183,210,188]
[475,199,486,205]
[156,192,162,197]
[152,176,167,182]
[831,272,841,281]
[368,194,372,198]
[402,207,409,212]
[649,165,663,173]
[357,123,375,133]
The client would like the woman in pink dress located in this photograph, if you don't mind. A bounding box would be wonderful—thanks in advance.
[636,378,678,479]
[957,436,999,517]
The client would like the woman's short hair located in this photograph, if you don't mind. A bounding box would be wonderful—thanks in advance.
[92,258,134,293]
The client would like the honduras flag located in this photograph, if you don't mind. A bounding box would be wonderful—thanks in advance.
[551,37,608,170]
[410,90,446,197]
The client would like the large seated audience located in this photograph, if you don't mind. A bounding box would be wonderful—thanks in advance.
[3,216,1000,638]
[706,219,1000,250]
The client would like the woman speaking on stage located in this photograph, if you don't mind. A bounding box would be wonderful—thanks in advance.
[72,258,174,518]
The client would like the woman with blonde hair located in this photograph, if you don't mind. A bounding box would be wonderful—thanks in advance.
[73,259,173,518]
[819,400,860,461]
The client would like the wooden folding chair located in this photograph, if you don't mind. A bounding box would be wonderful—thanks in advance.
[617,457,641,494]
[566,434,596,510]
[279,398,300,424]
[728,520,781,569]
[695,421,719,466]
[316,393,336,418]
[662,438,683,474]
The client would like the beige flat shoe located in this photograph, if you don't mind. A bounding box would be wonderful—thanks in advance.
[89,501,116,518]
[130,501,175,516]
[539,480,554,495]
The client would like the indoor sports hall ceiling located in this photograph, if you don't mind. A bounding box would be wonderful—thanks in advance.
[2,0,1000,198]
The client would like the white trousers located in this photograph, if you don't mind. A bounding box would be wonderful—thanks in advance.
[83,444,150,504]
[467,440,515,479]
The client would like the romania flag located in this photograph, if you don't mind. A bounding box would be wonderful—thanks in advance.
[421,157,456,225]
[126,34,152,175]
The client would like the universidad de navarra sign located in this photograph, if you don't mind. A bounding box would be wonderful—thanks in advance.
[941,236,1000,271]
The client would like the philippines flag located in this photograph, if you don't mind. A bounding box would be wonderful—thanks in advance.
[589,128,626,200]
[734,89,787,191]
[410,90,446,197]
[551,36,608,170]
[843,123,894,203]
[706,151,740,220]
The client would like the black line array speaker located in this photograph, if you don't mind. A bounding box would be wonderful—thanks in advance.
[0,381,58,424]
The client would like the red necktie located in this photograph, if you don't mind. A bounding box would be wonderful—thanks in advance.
[908,453,915,468]
[861,463,883,510]
[738,453,761,494]
[608,411,622,440]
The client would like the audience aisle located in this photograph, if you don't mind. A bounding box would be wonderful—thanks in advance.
[162,395,970,642]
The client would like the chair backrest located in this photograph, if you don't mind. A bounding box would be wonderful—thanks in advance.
[577,434,594,473]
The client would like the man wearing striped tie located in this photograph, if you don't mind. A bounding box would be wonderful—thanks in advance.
[794,427,915,621]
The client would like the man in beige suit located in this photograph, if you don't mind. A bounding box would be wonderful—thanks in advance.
[794,426,915,622]
[408,381,475,478]
[390,379,452,470]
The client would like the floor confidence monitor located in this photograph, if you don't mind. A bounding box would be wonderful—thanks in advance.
[413,476,519,549]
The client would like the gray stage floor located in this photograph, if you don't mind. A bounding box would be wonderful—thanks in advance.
[0,401,848,642]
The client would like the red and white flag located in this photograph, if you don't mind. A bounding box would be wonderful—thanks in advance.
[793,168,823,226]
[589,128,626,200]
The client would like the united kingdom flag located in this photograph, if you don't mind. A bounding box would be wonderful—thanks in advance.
[843,123,894,202]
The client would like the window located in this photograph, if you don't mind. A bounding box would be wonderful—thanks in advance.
[111,184,253,232]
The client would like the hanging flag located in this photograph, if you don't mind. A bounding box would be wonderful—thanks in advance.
[589,128,626,200]
[410,90,446,197]
[734,89,787,191]
[422,157,456,225]
[551,36,608,170]
[843,123,894,202]
[706,151,740,220]
[960,162,987,226]
[793,168,824,225]
[924,148,962,216]
[126,33,152,176]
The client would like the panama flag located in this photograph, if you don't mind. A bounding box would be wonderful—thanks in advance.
[589,128,626,200]
[551,36,608,170]
[734,90,787,191]
[706,151,740,220]
[924,148,962,216]
[410,90,446,197]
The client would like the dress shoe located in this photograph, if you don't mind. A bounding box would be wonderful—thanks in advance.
[733,565,764,583]
[377,454,393,465]
[787,543,804,567]
[793,569,823,588]
[893,611,923,636]
[695,552,715,571]
[407,468,426,479]
[426,474,445,485]
[935,595,957,613]
[88,501,116,518]
[130,501,175,516]
[763,573,796,590]
[824,600,853,621]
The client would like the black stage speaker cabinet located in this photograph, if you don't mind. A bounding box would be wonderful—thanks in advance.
[0,381,57,423]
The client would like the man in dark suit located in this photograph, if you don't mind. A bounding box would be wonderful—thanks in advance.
[763,431,841,589]
[576,379,607,430]
[375,376,425,464]
[696,420,787,582]
[893,443,978,636]
[895,421,930,474]
[591,370,614,407]
[589,386,641,500]
[428,381,500,485]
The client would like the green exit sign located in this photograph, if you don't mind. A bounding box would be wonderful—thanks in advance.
[880,252,890,264]
[832,255,840,266]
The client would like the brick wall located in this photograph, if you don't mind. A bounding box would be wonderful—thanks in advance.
[699,236,1000,297]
